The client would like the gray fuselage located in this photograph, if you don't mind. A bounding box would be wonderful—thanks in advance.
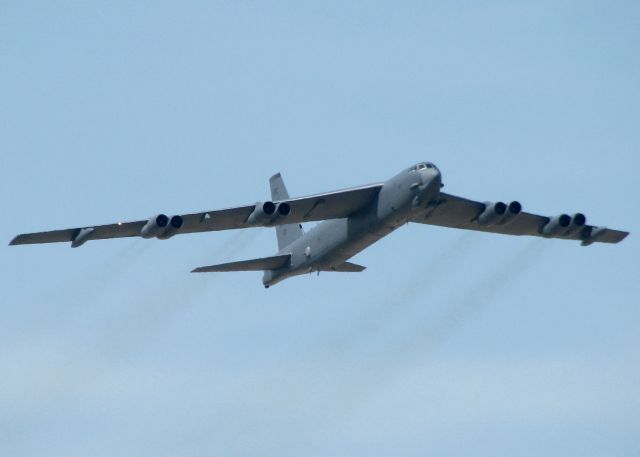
[262,163,442,287]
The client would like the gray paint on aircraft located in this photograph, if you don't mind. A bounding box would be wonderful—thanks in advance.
[9,162,629,288]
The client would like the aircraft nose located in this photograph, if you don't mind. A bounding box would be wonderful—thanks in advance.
[430,170,443,191]
[420,165,440,185]
[430,164,443,187]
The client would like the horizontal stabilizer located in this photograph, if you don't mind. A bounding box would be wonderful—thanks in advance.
[327,262,366,272]
[191,254,291,273]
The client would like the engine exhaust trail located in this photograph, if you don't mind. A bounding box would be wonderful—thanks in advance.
[94,228,259,358]
[22,238,153,339]
[8,229,260,440]
[260,239,550,454]
[328,232,476,354]
[324,239,551,421]
[403,238,549,352]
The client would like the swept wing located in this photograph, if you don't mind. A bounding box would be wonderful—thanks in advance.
[410,192,628,245]
[10,183,383,247]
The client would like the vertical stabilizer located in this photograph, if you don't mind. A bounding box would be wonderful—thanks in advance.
[270,173,303,250]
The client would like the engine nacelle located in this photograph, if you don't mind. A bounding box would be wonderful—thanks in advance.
[276,202,291,217]
[565,213,587,235]
[247,201,277,225]
[478,201,507,225]
[541,214,571,237]
[500,201,522,225]
[141,214,169,238]
[246,201,291,225]
[157,215,184,240]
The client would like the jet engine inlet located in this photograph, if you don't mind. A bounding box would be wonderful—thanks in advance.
[478,201,507,225]
[509,201,522,215]
[565,213,587,235]
[158,215,184,239]
[141,214,169,238]
[499,201,523,225]
[542,214,571,237]
[277,202,291,216]
[247,201,277,225]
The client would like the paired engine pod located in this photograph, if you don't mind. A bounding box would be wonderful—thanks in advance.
[564,213,587,236]
[478,201,507,225]
[247,201,291,225]
[141,214,184,239]
[247,201,276,225]
[542,214,572,237]
[157,215,184,239]
[141,214,169,238]
[500,201,522,225]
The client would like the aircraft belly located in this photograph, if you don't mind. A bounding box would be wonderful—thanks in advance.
[307,214,397,271]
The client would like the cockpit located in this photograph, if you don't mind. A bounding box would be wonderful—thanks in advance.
[409,162,437,172]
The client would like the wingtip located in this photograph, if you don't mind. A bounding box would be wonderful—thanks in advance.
[9,235,21,246]
[610,229,630,244]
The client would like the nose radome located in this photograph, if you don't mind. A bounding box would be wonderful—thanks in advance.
[430,163,443,186]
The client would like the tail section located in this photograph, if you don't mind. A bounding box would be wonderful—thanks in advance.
[270,173,303,250]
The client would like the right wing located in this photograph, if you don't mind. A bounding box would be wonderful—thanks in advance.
[10,182,383,247]
[410,192,629,246]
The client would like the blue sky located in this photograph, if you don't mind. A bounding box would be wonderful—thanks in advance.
[1,1,639,456]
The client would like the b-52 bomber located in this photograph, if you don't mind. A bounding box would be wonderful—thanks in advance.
[10,162,629,288]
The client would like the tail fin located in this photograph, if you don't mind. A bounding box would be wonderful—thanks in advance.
[270,173,303,250]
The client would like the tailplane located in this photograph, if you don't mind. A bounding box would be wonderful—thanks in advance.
[324,262,366,272]
[192,254,290,273]
[270,173,303,250]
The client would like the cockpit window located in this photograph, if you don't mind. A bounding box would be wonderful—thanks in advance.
[410,162,436,172]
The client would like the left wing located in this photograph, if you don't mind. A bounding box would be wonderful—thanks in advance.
[410,192,629,246]
[10,182,383,247]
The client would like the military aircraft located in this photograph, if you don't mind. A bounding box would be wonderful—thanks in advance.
[10,162,629,287]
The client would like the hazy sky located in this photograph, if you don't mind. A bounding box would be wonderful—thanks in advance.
[1,1,639,456]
